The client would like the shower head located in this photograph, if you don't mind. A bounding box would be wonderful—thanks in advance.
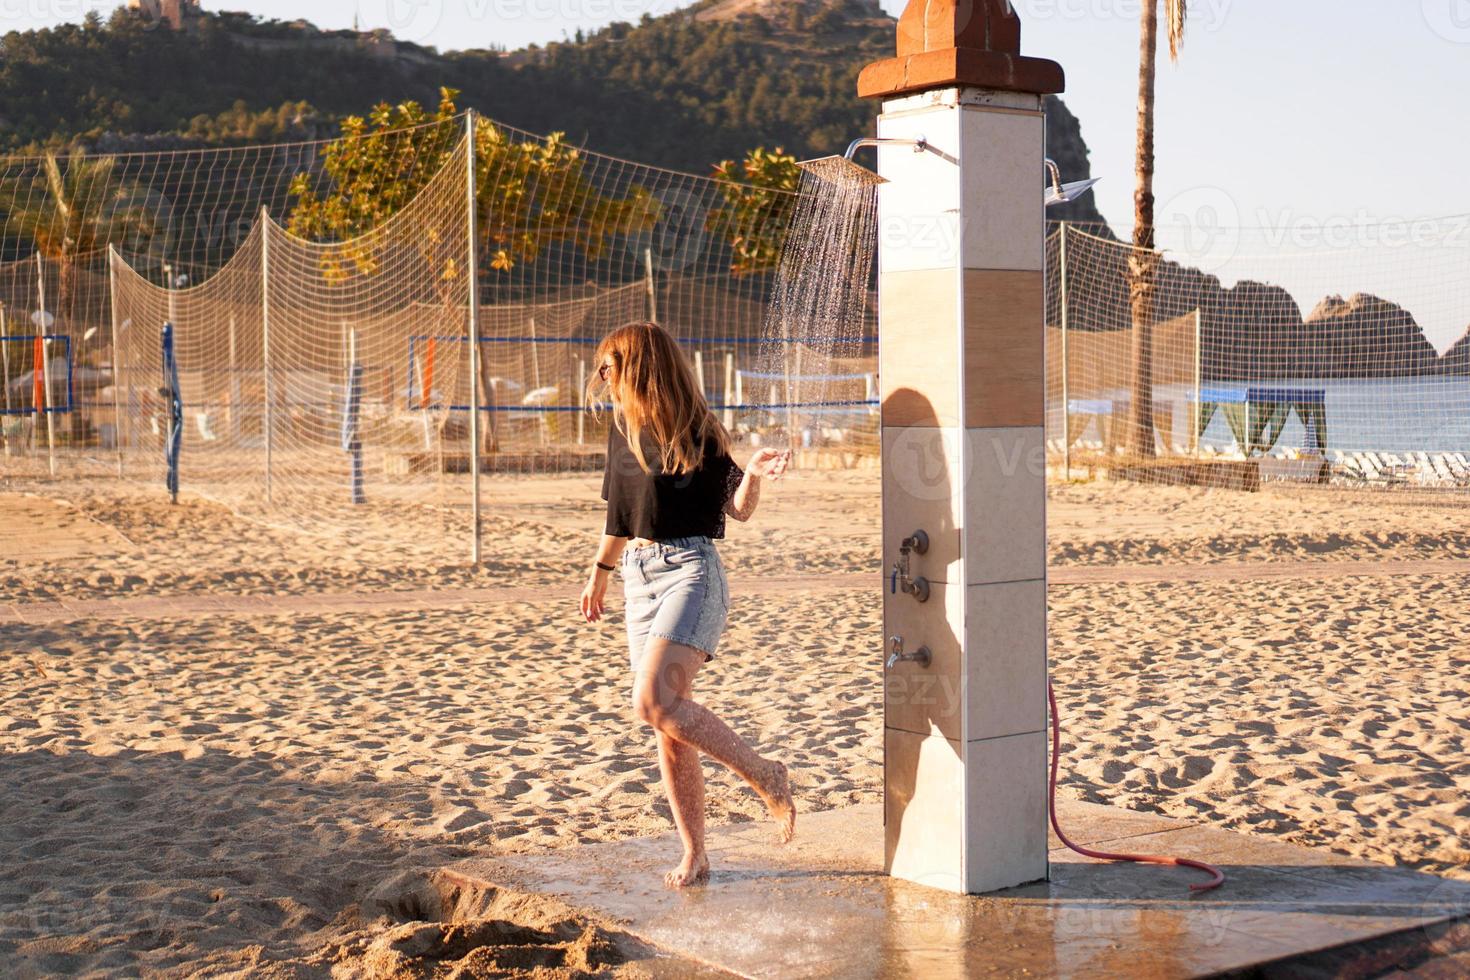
[1045,158,1100,208]
[797,154,889,187]
[796,136,937,187]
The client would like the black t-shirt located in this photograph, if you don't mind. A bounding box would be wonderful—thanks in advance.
[601,423,744,540]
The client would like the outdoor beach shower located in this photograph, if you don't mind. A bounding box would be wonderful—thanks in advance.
[798,135,1098,213]
[830,0,1223,895]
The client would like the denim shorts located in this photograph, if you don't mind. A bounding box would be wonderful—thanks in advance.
[621,536,730,669]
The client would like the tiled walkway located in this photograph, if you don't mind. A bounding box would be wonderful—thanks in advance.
[5,558,1469,626]
[440,801,1470,978]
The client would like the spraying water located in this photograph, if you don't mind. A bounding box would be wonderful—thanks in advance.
[755,157,882,454]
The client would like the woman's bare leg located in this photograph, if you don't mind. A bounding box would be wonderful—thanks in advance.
[657,732,708,887]
[634,639,796,851]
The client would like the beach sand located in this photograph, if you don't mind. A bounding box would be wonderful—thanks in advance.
[2,470,1468,975]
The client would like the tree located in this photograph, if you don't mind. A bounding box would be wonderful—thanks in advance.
[287,88,658,283]
[286,88,659,452]
[1129,0,1188,458]
[0,152,149,331]
[707,146,801,276]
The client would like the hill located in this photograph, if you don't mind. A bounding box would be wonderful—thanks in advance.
[0,1,1103,223]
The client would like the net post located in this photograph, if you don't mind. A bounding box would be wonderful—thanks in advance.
[528,316,542,390]
[163,263,178,324]
[529,316,546,446]
[643,248,658,322]
[227,315,238,439]
[694,350,705,395]
[1191,307,1202,458]
[346,327,365,505]
[36,253,56,477]
[1058,221,1070,481]
[576,358,586,445]
[466,109,483,566]
[786,341,801,462]
[260,207,274,506]
[723,352,734,429]
[107,247,125,478]
[1,304,11,458]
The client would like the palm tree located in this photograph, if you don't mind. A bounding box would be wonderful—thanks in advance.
[0,152,145,333]
[1129,0,1187,458]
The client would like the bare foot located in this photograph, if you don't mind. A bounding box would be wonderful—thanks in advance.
[756,760,797,843]
[664,851,710,888]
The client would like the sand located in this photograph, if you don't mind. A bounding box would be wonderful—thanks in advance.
[2,470,1468,975]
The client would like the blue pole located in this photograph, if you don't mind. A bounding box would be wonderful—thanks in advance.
[161,322,182,504]
[341,361,365,504]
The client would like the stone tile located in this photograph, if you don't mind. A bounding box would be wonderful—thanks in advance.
[876,105,960,275]
[885,581,963,741]
[877,268,961,428]
[963,580,1046,740]
[879,425,962,583]
[962,425,1046,585]
[962,269,1046,428]
[958,105,1047,272]
[884,727,965,892]
[963,729,1048,893]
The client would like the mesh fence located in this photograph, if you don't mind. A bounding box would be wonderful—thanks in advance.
[5,111,1469,557]
[0,111,881,550]
[1047,224,1470,491]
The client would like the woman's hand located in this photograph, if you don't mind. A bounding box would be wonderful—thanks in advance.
[580,567,611,623]
[746,447,791,481]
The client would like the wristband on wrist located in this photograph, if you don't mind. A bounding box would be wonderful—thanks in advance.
[595,560,616,572]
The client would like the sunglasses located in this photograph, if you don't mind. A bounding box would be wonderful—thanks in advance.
[598,361,615,381]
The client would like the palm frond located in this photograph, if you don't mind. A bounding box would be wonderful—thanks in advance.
[1165,0,1187,61]
[43,154,72,224]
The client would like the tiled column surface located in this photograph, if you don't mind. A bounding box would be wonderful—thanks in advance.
[878,87,1049,895]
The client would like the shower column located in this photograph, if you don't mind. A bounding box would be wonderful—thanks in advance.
[860,1,1064,894]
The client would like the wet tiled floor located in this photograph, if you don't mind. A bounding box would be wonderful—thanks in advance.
[443,801,1470,979]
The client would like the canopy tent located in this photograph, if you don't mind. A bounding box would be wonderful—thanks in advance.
[1195,386,1327,456]
[1065,392,1176,454]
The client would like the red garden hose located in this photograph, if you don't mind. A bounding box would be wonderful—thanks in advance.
[1048,680,1226,892]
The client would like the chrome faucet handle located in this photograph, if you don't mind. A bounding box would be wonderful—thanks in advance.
[891,529,931,603]
[885,635,932,670]
[900,530,929,556]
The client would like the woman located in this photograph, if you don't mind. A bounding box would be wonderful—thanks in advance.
[579,321,796,888]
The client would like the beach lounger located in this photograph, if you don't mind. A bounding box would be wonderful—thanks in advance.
[1356,453,1388,485]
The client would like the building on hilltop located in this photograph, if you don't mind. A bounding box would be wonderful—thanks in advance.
[128,0,203,31]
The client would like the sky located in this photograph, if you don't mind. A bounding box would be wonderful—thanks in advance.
[8,1,1470,345]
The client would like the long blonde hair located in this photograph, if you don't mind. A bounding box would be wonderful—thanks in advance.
[587,321,731,476]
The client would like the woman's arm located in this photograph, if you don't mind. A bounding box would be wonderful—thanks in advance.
[593,532,627,569]
[581,533,627,623]
[725,448,790,522]
[725,470,761,523]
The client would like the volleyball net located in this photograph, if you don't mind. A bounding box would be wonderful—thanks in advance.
[5,106,1470,551]
[0,109,881,543]
[1047,223,1470,491]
